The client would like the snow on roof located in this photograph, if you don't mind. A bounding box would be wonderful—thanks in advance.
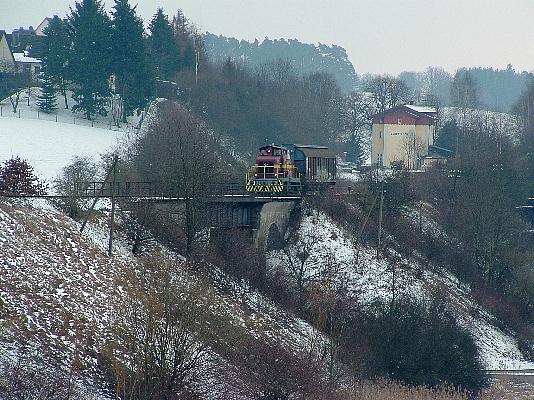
[404,104,437,114]
[13,52,41,64]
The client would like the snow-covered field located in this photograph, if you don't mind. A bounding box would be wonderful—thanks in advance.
[0,118,126,183]
[0,89,140,184]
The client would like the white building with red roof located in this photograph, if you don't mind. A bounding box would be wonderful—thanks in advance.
[371,104,437,169]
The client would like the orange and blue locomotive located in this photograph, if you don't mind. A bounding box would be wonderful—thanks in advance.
[246,144,337,193]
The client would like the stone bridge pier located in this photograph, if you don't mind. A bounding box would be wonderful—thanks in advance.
[255,202,295,250]
[152,197,299,250]
[203,199,297,250]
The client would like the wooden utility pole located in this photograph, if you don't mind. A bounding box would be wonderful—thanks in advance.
[377,180,384,259]
[80,155,118,233]
[108,155,118,256]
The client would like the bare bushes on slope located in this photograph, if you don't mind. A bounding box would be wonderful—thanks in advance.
[101,256,209,399]
[341,296,487,394]
[0,348,101,400]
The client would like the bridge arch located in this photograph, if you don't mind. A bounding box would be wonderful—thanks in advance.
[266,223,283,251]
[256,202,295,250]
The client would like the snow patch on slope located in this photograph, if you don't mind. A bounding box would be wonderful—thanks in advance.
[268,207,534,370]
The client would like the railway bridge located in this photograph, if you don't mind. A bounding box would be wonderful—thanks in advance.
[77,181,304,249]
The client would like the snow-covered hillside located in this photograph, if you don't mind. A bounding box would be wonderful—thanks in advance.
[268,207,534,371]
[0,200,331,398]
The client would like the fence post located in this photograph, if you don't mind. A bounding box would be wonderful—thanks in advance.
[18,109,21,118]
[55,114,57,122]
[0,106,2,117]
[37,110,40,120]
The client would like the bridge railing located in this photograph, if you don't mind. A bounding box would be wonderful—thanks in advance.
[73,181,305,199]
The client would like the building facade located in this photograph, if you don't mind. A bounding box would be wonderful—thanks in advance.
[0,18,49,75]
[0,30,16,71]
[371,104,437,169]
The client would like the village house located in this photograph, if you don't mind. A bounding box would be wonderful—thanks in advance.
[0,30,16,72]
[0,18,51,76]
[371,104,437,169]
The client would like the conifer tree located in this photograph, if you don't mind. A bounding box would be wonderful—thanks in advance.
[37,71,58,113]
[42,16,71,109]
[68,0,112,120]
[0,157,46,195]
[148,9,179,80]
[111,0,154,122]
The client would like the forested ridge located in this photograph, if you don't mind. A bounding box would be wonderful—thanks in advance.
[203,33,358,94]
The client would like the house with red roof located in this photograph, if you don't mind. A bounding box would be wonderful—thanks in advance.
[371,104,437,169]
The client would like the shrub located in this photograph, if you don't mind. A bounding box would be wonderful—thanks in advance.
[208,228,267,289]
[0,157,46,195]
[343,296,487,394]
[53,156,99,219]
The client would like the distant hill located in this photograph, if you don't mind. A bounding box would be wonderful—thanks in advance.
[203,33,358,93]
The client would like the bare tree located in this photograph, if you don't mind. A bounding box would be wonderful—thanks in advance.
[106,257,208,400]
[400,132,427,170]
[420,67,452,107]
[5,72,31,113]
[276,212,342,312]
[134,101,225,256]
[364,75,410,114]
[54,156,100,219]
[346,91,374,165]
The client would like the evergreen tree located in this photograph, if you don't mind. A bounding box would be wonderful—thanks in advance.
[111,0,154,123]
[42,16,71,109]
[148,9,179,80]
[37,71,58,113]
[68,0,112,120]
[0,157,46,195]
[172,10,197,71]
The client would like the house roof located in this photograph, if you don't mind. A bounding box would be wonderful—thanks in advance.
[428,145,454,158]
[373,104,437,120]
[404,104,437,114]
[0,30,16,66]
[13,52,41,64]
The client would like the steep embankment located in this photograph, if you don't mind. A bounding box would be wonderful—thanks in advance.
[0,200,330,398]
[267,205,534,371]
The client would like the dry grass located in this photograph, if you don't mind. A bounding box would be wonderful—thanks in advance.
[479,375,534,400]
[344,377,534,400]
[347,380,468,400]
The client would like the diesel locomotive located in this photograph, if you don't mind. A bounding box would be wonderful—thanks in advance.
[246,144,337,193]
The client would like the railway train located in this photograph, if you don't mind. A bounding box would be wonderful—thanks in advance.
[245,144,337,193]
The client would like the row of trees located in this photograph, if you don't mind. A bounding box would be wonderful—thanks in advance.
[379,64,532,113]
[38,0,202,121]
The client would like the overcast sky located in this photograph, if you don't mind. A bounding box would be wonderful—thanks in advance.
[2,0,534,75]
